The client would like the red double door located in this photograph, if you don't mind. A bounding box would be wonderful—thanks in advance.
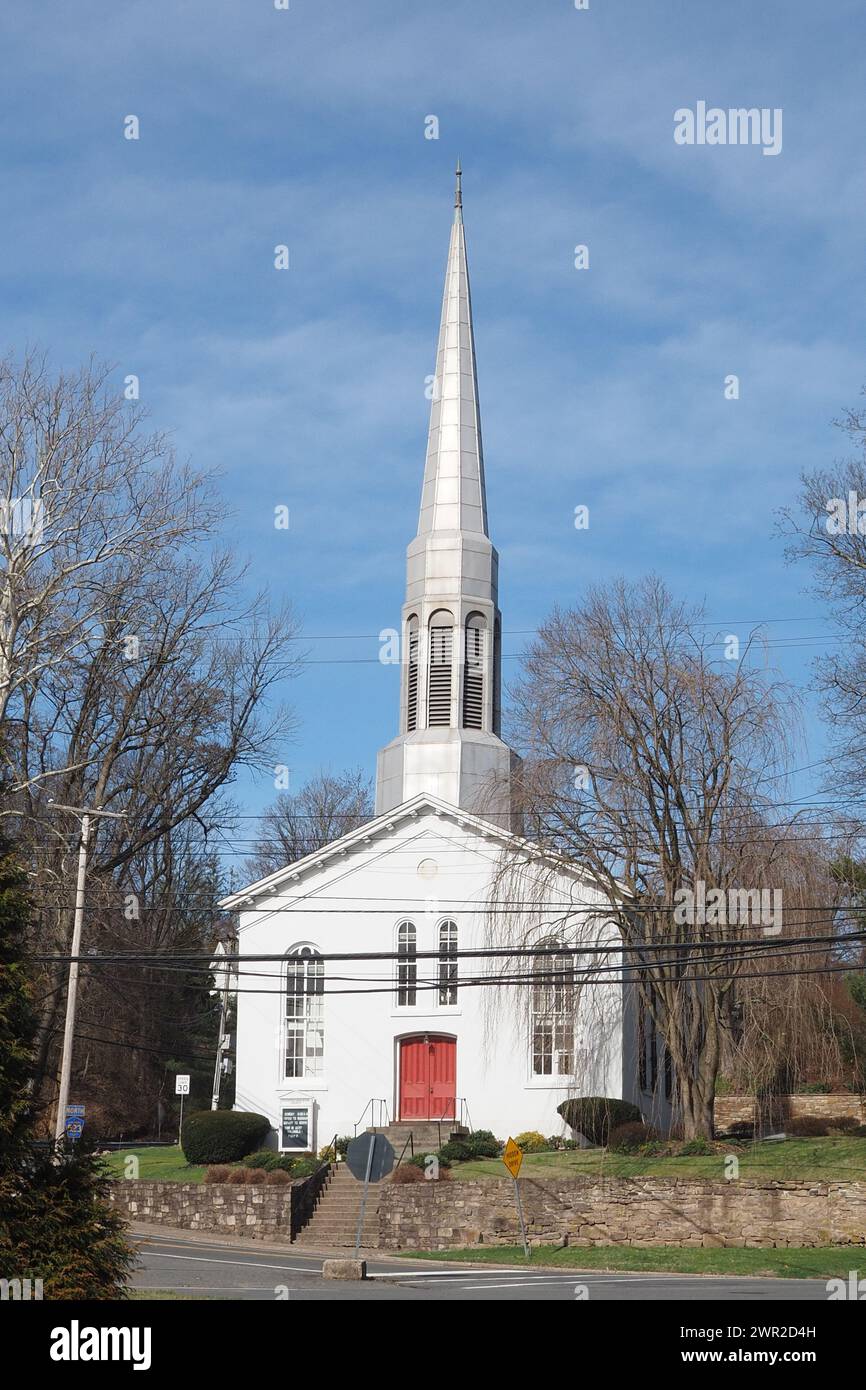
[399,1036,456,1121]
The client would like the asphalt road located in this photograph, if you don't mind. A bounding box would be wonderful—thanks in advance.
[132,1232,833,1301]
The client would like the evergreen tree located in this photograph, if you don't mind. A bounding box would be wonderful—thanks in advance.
[0,835,134,1297]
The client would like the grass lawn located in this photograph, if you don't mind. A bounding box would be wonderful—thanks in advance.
[453,1137,866,1182]
[401,1245,861,1280]
[100,1137,866,1184]
[101,1146,206,1184]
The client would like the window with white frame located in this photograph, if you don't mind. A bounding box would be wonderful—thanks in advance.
[531,939,574,1076]
[284,946,324,1079]
[438,919,458,1004]
[397,920,417,1006]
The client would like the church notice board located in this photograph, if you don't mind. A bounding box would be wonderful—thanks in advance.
[280,1103,313,1152]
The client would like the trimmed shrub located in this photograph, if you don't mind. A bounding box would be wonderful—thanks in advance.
[181,1110,271,1165]
[265,1168,292,1185]
[437,1140,472,1163]
[318,1135,352,1161]
[514,1131,549,1153]
[225,1167,248,1184]
[203,1165,232,1184]
[675,1137,715,1156]
[464,1130,501,1158]
[607,1121,659,1153]
[786,1116,829,1137]
[243,1150,279,1171]
[557,1097,642,1146]
[407,1151,451,1171]
[289,1155,321,1179]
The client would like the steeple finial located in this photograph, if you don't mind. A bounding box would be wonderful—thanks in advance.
[454,159,462,219]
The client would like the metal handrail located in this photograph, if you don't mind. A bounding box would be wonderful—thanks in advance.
[394,1131,414,1172]
[290,1132,337,1241]
[430,1097,472,1132]
[353,1098,390,1135]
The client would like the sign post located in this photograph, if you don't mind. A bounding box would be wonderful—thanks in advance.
[502,1137,530,1258]
[346,1132,395,1251]
[175,1074,190,1145]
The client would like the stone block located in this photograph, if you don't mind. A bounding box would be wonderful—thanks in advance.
[322,1259,367,1281]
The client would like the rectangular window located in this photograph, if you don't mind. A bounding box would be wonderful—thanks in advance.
[438,921,458,1005]
[397,923,417,1006]
[284,951,324,1079]
[532,1021,574,1076]
[531,946,574,1076]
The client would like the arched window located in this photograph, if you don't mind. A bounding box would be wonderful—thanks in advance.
[284,946,324,1079]
[427,610,453,726]
[397,921,417,1006]
[463,614,486,730]
[438,919,458,1005]
[531,939,574,1076]
[406,616,419,732]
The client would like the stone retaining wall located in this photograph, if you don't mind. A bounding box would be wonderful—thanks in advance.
[378,1176,866,1251]
[109,1181,294,1240]
[715,1094,866,1132]
[110,1173,866,1252]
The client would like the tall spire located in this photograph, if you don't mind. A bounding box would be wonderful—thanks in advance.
[375,168,517,825]
[416,162,488,539]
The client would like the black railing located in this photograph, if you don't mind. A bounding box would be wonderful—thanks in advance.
[394,1131,415,1172]
[289,1131,337,1241]
[353,1098,390,1135]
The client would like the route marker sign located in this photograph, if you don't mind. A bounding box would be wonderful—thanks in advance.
[64,1104,85,1142]
[502,1137,523,1179]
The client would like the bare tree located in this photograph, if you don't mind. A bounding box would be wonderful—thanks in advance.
[0,352,220,781]
[723,831,862,1110]
[495,576,799,1139]
[0,351,303,1116]
[779,389,866,783]
[246,768,373,879]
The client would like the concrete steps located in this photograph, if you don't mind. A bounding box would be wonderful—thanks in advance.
[365,1123,468,1155]
[294,1168,383,1248]
[293,1124,471,1247]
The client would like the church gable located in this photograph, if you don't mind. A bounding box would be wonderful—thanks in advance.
[220,791,605,919]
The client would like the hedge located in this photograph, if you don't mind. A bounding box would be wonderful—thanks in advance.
[181,1110,271,1164]
[556,1097,642,1146]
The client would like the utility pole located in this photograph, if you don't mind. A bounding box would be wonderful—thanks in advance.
[210,935,237,1111]
[49,801,127,1142]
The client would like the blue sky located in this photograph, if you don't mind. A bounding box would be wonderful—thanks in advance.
[3,1,864,872]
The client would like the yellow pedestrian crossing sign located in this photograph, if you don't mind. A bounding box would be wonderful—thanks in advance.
[502,1137,523,1179]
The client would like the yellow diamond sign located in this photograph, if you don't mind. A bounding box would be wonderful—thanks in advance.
[502,1137,523,1179]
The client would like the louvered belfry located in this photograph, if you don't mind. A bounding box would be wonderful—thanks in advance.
[376,166,518,825]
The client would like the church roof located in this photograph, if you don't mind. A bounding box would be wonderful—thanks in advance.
[218,791,610,908]
[417,161,488,540]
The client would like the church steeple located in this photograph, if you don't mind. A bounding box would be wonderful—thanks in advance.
[417,160,488,541]
[375,167,517,825]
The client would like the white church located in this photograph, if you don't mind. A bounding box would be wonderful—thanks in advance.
[222,171,649,1152]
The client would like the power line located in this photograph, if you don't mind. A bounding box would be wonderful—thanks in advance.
[27,928,866,965]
